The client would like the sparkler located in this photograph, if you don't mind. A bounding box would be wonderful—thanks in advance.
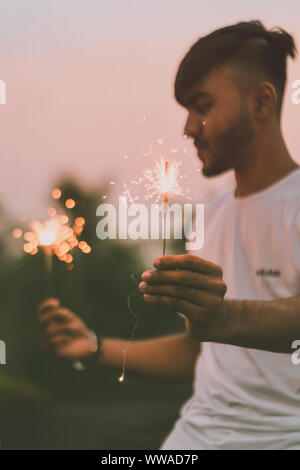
[119,158,180,383]
[162,161,169,256]
[13,195,91,294]
[143,157,182,203]
[117,124,199,384]
[22,216,85,259]
[144,157,181,255]
[160,160,175,256]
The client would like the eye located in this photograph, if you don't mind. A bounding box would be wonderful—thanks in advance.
[193,102,211,114]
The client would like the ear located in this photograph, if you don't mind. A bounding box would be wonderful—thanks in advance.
[252,82,277,119]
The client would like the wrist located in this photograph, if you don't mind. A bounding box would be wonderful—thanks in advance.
[210,299,244,344]
[73,330,101,370]
[210,300,232,343]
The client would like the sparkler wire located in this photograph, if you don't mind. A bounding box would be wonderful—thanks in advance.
[162,202,168,256]
[119,270,141,382]
[43,246,54,297]
[120,202,168,383]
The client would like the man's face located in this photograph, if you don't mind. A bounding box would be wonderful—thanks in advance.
[182,67,255,177]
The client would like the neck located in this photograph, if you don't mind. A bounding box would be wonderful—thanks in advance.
[234,124,299,198]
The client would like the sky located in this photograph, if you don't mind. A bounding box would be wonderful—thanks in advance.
[1,0,300,221]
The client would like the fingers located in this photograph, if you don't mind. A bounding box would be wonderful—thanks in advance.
[142,293,205,321]
[47,335,71,348]
[44,322,84,338]
[153,254,223,276]
[38,298,61,317]
[38,308,75,330]
[141,269,222,291]
[39,317,85,353]
[37,299,90,358]
[44,329,77,350]
[140,283,223,310]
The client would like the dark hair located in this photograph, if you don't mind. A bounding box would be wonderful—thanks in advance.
[175,20,297,115]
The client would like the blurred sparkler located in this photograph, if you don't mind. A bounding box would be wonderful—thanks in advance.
[13,190,91,292]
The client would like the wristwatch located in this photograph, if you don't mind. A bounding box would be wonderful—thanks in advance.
[72,330,101,371]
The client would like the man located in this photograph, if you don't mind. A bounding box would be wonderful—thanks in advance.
[38,20,300,449]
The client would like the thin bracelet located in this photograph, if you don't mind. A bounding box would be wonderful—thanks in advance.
[72,330,101,371]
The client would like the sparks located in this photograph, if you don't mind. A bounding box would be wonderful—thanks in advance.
[18,213,91,265]
[123,157,187,204]
[144,157,181,203]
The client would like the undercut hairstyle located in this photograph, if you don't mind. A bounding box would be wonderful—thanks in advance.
[175,20,297,116]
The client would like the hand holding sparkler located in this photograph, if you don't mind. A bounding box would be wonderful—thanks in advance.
[38,298,99,361]
[139,254,227,342]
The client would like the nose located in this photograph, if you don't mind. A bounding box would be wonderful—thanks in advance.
[184,112,206,139]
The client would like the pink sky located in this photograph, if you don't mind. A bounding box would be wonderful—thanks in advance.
[1,0,300,220]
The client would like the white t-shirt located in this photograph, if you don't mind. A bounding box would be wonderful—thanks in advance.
[160,167,300,450]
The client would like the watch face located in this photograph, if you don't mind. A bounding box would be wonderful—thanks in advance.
[87,330,98,353]
[72,360,86,371]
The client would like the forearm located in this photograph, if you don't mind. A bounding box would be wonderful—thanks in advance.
[213,296,300,353]
[97,333,200,382]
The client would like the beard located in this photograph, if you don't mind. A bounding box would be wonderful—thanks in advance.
[199,105,255,177]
